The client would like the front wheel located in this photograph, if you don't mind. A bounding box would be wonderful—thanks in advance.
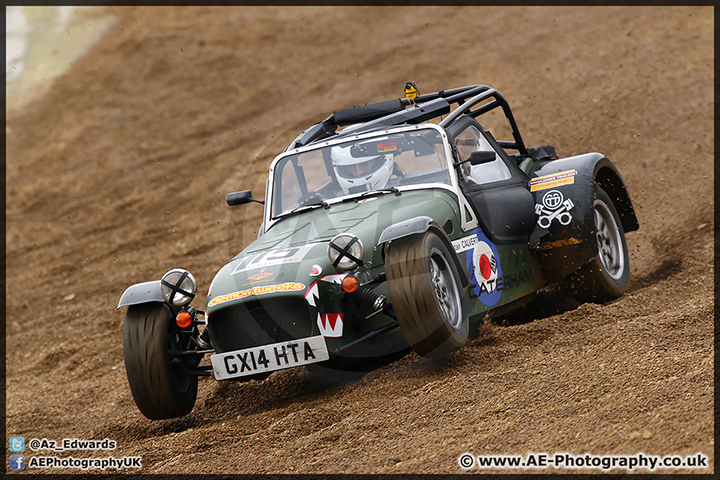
[566,187,630,302]
[123,303,198,419]
[386,230,468,358]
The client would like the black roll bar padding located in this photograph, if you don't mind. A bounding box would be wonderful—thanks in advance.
[332,85,488,128]
[346,98,451,135]
[287,114,337,150]
[333,98,405,126]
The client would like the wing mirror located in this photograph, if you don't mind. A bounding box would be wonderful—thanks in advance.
[469,150,496,165]
[226,190,265,206]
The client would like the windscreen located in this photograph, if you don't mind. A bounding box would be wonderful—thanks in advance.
[271,128,452,218]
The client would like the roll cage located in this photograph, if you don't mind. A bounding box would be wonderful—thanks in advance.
[286,85,528,156]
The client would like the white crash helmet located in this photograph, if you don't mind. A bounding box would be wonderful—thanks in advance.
[331,144,394,194]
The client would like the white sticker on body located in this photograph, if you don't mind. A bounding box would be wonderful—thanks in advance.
[232,243,317,274]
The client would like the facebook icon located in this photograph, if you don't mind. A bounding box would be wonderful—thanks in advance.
[10,454,25,470]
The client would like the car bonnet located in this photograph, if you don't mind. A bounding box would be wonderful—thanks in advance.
[206,189,458,312]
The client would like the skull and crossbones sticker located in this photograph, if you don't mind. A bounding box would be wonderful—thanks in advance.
[535,190,575,229]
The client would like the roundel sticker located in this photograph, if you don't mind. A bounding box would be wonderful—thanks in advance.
[466,228,502,306]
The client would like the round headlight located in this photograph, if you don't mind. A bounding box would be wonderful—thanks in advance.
[160,268,197,306]
[328,233,364,270]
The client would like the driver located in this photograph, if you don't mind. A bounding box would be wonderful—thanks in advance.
[331,144,395,194]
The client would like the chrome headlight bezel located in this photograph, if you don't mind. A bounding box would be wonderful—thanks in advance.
[160,268,197,306]
[327,233,364,271]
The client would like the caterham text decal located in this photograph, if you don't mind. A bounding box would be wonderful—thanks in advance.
[535,190,575,229]
[232,243,317,274]
[452,234,479,253]
[466,228,502,306]
[208,282,306,307]
[528,169,577,192]
[318,313,344,338]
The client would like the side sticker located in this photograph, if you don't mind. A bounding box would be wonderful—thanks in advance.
[535,190,575,229]
[452,234,479,253]
[528,169,577,192]
[466,228,502,306]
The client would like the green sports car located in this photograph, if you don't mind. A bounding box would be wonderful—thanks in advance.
[118,84,638,419]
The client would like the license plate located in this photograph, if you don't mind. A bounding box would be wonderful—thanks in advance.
[211,335,330,380]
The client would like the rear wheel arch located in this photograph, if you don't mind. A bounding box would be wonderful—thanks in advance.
[529,153,637,283]
[594,164,639,234]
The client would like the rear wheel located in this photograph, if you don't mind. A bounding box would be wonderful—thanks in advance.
[566,187,630,302]
[123,303,198,419]
[386,230,468,358]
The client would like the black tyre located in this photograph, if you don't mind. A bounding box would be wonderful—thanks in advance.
[123,303,197,419]
[386,230,468,358]
[566,187,630,302]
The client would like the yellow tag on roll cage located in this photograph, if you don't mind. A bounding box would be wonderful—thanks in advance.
[404,82,418,103]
